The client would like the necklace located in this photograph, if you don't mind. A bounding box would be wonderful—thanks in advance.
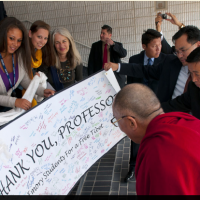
[57,61,74,83]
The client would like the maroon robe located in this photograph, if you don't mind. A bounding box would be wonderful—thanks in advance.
[135,112,200,195]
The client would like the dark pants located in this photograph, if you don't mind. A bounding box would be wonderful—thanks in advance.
[129,140,140,170]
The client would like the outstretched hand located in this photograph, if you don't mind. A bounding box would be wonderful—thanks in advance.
[165,12,182,27]
[104,62,119,71]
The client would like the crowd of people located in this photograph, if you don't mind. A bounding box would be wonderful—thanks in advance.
[1,3,200,195]
[0,16,83,112]
[105,12,200,195]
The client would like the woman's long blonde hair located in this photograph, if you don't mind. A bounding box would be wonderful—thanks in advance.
[52,27,81,70]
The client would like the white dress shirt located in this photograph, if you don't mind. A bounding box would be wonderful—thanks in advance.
[160,30,190,99]
[160,31,164,41]
[172,65,190,99]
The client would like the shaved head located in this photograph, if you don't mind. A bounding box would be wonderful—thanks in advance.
[113,84,161,120]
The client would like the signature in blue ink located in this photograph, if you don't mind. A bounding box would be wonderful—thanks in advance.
[27,175,34,189]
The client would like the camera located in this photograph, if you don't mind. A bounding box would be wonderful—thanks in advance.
[159,13,167,19]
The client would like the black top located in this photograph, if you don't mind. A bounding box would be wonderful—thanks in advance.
[0,1,7,21]
[38,61,83,90]
[161,37,175,55]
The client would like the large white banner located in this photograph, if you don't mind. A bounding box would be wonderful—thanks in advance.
[0,71,126,195]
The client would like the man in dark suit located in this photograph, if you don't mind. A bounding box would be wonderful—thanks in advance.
[162,47,200,119]
[125,29,166,183]
[88,25,127,88]
[104,26,200,104]
[127,29,166,92]
[0,1,7,21]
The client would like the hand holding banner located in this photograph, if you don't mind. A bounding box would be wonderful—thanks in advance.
[0,72,47,126]
[105,69,121,93]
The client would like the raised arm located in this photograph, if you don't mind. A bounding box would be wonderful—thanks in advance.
[112,42,127,58]
[155,12,184,55]
[155,12,173,54]
[161,82,192,113]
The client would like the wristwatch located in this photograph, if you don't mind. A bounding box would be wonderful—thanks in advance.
[179,23,185,29]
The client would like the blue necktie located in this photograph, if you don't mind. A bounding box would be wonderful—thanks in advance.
[143,58,152,86]
[147,58,152,66]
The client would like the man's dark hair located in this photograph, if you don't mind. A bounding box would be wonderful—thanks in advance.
[172,25,200,44]
[186,46,200,63]
[142,29,162,46]
[101,25,112,34]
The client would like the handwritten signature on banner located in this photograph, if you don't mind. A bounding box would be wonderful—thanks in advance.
[0,71,125,195]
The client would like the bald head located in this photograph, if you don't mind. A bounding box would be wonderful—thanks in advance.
[113,84,161,120]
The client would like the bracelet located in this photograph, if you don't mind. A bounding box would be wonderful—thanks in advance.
[179,23,185,29]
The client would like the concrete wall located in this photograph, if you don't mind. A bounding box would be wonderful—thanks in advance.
[4,1,200,65]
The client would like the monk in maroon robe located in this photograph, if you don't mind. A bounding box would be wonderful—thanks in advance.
[112,83,200,195]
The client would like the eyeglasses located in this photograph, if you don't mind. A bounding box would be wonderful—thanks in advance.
[111,116,135,127]
[111,106,161,127]
[173,43,196,56]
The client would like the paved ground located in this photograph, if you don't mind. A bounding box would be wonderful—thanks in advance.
[69,136,136,195]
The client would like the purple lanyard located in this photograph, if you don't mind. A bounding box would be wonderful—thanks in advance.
[0,53,16,92]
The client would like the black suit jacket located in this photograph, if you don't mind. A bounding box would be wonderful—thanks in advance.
[161,37,175,55]
[162,81,200,119]
[88,40,127,88]
[120,54,182,103]
[127,51,166,93]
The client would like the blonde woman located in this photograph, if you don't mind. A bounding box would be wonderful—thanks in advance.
[39,27,83,91]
